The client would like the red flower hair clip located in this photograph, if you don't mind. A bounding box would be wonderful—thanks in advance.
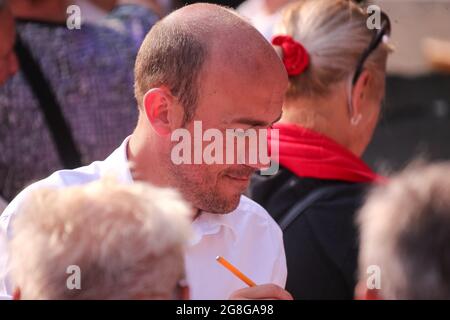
[272,35,309,76]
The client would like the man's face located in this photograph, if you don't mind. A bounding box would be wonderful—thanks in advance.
[0,9,18,85]
[168,54,287,214]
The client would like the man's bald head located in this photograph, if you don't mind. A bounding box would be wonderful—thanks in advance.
[134,3,286,124]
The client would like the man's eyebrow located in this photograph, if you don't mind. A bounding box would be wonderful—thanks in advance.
[231,112,283,127]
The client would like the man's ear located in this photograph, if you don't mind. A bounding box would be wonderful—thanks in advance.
[351,70,371,119]
[143,88,174,136]
[12,287,21,300]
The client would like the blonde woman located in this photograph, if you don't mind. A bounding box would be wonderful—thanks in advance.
[249,0,392,299]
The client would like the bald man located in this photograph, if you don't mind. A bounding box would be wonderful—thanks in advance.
[1,4,291,300]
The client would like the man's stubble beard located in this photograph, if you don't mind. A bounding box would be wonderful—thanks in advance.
[168,164,241,214]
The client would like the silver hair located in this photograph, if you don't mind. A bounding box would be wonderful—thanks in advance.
[9,178,193,299]
[358,161,450,299]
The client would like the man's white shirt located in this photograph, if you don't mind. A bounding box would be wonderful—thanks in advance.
[0,138,287,299]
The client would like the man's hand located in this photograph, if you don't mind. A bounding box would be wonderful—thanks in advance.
[229,284,294,300]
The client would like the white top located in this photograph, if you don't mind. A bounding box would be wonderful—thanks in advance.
[0,138,287,300]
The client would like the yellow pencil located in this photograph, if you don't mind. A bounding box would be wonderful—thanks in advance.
[216,256,256,287]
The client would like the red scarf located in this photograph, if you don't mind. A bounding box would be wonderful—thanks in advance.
[270,123,385,183]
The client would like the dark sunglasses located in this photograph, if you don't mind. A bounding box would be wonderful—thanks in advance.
[352,10,391,85]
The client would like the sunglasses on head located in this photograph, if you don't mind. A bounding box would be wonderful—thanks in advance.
[352,10,391,85]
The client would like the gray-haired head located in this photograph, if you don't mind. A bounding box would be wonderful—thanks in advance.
[9,179,193,299]
[358,161,450,299]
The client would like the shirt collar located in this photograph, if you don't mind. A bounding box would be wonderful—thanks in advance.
[190,207,241,246]
[101,136,134,184]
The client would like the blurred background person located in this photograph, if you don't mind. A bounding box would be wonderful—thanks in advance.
[225,0,450,175]
[249,0,392,299]
[0,0,19,85]
[0,0,160,205]
[0,1,18,212]
[357,161,450,300]
[8,179,192,299]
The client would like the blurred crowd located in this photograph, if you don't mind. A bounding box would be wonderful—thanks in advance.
[0,0,450,300]
[0,0,164,203]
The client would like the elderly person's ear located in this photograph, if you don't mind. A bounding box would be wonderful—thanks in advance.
[351,70,372,120]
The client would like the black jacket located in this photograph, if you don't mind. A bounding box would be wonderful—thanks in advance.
[248,166,370,299]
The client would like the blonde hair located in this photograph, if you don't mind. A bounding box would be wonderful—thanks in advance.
[275,0,391,100]
[358,162,450,299]
[9,179,193,299]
